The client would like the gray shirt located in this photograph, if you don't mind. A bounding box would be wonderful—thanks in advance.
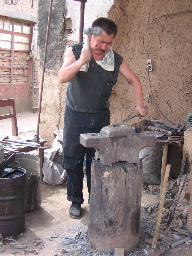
[66,43,123,113]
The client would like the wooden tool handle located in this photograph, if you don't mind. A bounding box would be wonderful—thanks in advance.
[81,34,90,72]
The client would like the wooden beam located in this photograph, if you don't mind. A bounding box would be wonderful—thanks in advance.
[160,142,169,194]
[152,164,171,248]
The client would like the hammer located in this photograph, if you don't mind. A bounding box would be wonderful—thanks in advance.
[81,26,102,72]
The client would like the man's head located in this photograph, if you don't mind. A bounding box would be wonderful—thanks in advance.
[92,17,117,38]
[90,17,117,55]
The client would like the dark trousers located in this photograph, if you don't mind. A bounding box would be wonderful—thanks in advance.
[63,105,110,204]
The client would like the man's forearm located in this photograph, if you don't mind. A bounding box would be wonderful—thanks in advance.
[131,81,145,107]
[130,80,148,116]
[58,59,83,83]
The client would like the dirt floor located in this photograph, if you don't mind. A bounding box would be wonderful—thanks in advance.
[0,112,192,256]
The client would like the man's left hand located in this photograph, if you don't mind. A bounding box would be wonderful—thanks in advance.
[136,105,148,117]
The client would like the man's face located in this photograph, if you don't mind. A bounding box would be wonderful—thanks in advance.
[90,31,115,55]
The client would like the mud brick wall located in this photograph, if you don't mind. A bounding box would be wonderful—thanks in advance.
[109,0,192,126]
[38,0,192,147]
[38,0,67,145]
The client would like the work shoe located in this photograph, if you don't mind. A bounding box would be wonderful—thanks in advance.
[69,202,82,219]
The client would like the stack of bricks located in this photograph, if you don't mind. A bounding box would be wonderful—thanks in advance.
[0,0,38,21]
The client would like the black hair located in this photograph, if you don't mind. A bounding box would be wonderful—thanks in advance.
[92,17,117,38]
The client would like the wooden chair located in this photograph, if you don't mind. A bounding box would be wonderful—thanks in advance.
[0,98,45,181]
[0,98,18,136]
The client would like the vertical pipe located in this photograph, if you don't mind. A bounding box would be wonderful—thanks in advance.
[79,1,86,42]
[74,0,87,42]
[36,0,53,141]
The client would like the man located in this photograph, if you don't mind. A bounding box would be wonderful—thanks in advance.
[58,17,148,219]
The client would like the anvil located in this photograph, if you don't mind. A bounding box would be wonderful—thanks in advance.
[80,125,156,165]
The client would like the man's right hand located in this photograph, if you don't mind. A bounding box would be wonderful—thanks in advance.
[58,46,92,83]
[79,47,92,65]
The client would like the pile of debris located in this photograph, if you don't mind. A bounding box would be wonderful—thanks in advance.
[0,173,191,256]
[42,130,66,185]
[143,120,185,142]
[139,173,191,256]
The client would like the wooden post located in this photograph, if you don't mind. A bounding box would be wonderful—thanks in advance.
[160,143,168,194]
[152,164,171,248]
[88,160,143,252]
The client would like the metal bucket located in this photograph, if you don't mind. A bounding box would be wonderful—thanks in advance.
[0,167,26,237]
[12,154,41,213]
[139,143,162,185]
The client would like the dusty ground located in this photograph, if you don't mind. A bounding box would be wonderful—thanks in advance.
[0,183,89,256]
[0,112,192,255]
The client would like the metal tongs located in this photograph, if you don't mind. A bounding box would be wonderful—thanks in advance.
[112,113,141,127]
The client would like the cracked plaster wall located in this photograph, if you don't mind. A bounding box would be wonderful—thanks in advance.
[108,0,192,126]
[38,0,192,147]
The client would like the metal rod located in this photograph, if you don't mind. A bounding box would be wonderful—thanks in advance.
[36,0,53,142]
[73,0,87,42]
[0,153,15,174]
[112,113,140,127]
[79,1,86,42]
[0,139,43,148]
[169,236,192,249]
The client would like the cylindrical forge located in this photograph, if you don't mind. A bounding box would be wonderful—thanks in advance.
[80,125,156,252]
